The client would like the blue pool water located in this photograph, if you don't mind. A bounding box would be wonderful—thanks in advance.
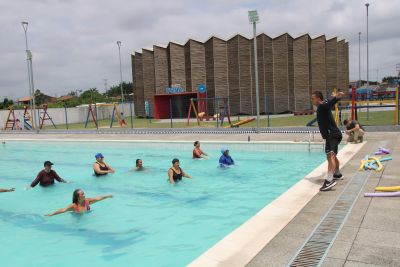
[0,141,325,267]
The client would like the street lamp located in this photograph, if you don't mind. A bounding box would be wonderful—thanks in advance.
[248,10,261,133]
[117,41,124,113]
[365,3,369,87]
[358,32,361,88]
[21,21,38,131]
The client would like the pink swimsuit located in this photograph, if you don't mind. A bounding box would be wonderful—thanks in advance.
[74,200,91,213]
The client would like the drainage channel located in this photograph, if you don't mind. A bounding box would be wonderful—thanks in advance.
[287,169,372,267]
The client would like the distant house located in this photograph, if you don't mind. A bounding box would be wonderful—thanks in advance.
[58,95,75,102]
[18,94,57,105]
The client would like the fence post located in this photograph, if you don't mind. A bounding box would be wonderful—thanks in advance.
[129,102,133,129]
[64,104,68,130]
[169,98,173,128]
[396,85,399,126]
[94,103,99,130]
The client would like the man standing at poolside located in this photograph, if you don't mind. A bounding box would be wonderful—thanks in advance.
[311,91,344,191]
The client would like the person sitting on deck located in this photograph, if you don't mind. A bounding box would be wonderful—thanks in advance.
[343,119,365,143]
[0,188,15,193]
[45,189,113,216]
[219,147,234,167]
[93,153,115,176]
[193,141,208,159]
[29,161,68,188]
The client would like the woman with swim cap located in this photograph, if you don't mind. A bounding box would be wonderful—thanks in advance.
[193,141,208,159]
[45,189,113,216]
[219,147,235,167]
[168,158,192,184]
[93,153,115,176]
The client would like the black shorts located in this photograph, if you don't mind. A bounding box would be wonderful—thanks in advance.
[325,135,342,155]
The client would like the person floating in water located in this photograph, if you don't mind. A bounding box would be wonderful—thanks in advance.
[93,153,115,176]
[29,161,68,188]
[311,90,344,191]
[219,147,234,167]
[0,188,15,193]
[168,158,191,184]
[45,189,113,216]
[193,141,208,159]
[135,159,144,171]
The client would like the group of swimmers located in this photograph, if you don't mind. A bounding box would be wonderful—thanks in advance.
[0,141,235,216]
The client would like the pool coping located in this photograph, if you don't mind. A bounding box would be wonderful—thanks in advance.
[188,142,366,267]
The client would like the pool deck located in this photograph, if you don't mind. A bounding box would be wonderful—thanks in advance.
[1,131,400,266]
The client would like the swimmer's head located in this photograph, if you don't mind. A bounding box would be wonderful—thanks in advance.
[44,161,54,171]
[172,158,180,167]
[95,153,104,160]
[221,147,229,155]
[194,141,200,147]
[72,189,85,204]
[136,159,142,168]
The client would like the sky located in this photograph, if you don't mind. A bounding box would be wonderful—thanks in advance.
[0,0,399,100]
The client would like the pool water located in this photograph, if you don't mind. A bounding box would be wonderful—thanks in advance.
[0,141,325,267]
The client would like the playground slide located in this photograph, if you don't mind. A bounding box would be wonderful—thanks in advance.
[225,118,255,128]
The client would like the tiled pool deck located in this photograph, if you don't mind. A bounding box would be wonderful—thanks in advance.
[1,131,399,266]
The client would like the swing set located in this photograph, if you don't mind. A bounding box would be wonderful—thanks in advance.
[186,97,232,127]
[84,103,127,129]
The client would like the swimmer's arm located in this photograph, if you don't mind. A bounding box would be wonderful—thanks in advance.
[45,204,74,216]
[87,194,113,204]
[168,169,175,184]
[53,171,67,183]
[182,170,192,179]
[30,172,43,188]
[0,188,15,193]
[348,124,360,133]
[106,164,115,173]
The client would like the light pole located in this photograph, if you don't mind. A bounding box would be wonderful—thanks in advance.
[21,21,37,131]
[248,10,260,133]
[117,41,124,113]
[358,32,361,88]
[365,3,369,87]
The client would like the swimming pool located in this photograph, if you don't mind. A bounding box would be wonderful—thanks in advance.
[0,140,326,267]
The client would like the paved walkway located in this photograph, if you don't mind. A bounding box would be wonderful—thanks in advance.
[247,132,400,267]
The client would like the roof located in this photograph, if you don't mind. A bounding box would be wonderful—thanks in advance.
[58,95,74,101]
[18,96,32,102]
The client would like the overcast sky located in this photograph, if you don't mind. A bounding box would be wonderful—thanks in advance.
[0,0,399,99]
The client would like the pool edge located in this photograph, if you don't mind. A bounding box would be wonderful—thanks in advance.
[187,142,366,267]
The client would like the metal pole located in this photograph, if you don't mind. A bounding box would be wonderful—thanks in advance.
[64,104,68,130]
[21,22,37,131]
[358,32,361,87]
[117,41,124,113]
[169,98,173,128]
[129,101,133,128]
[366,3,369,87]
[253,22,261,133]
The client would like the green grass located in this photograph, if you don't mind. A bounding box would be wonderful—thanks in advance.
[42,110,396,130]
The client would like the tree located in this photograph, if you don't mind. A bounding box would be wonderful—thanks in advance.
[382,76,399,84]
[105,82,133,100]
[79,88,107,104]
[34,89,47,105]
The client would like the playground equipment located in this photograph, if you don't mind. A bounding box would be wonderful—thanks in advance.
[84,103,99,129]
[3,106,18,130]
[23,106,33,130]
[187,97,232,127]
[225,118,255,128]
[110,103,127,128]
[39,104,56,129]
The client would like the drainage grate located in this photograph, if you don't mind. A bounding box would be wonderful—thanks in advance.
[287,170,372,267]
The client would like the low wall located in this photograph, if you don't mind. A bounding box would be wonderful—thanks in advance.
[0,103,134,129]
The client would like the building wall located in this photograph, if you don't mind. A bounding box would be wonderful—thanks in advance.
[168,43,186,88]
[293,35,311,111]
[272,34,290,113]
[132,33,349,116]
[142,49,155,113]
[337,40,346,91]
[185,40,206,92]
[311,35,327,96]
[154,46,169,94]
[326,37,337,95]
[134,52,145,117]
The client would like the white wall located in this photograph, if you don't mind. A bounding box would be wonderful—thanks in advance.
[0,103,134,129]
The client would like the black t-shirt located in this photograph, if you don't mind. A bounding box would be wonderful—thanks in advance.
[316,97,342,139]
[347,120,364,131]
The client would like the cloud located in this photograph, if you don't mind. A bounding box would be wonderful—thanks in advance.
[0,0,398,100]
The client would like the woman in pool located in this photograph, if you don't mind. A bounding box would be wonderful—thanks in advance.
[135,159,144,171]
[168,158,192,184]
[193,141,208,159]
[45,189,113,216]
[219,147,235,168]
[0,188,15,193]
[93,153,115,176]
